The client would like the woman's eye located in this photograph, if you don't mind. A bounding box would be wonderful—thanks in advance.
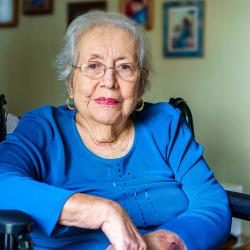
[86,62,102,70]
[88,63,98,70]
[119,64,133,71]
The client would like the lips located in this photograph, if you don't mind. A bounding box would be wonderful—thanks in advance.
[95,97,120,105]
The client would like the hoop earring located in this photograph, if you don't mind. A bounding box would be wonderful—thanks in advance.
[66,95,75,110]
[135,98,144,112]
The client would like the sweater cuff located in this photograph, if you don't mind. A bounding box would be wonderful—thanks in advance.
[28,184,76,236]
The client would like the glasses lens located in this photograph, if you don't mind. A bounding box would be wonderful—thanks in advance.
[117,63,137,80]
[84,62,105,78]
[80,62,139,80]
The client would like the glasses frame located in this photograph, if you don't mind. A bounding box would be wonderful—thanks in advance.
[72,62,145,80]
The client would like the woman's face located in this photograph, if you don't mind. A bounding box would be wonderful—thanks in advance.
[70,26,142,126]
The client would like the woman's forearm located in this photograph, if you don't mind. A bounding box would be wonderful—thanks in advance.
[58,192,113,229]
[58,192,146,249]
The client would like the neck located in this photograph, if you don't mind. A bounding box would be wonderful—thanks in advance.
[75,113,131,145]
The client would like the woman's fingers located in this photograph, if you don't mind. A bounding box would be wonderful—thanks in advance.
[101,202,146,250]
[103,221,146,250]
[59,193,146,249]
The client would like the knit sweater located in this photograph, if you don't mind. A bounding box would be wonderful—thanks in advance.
[0,102,231,249]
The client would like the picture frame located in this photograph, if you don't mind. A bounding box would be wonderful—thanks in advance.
[0,0,18,27]
[23,0,53,15]
[68,1,107,25]
[120,0,153,30]
[163,1,204,58]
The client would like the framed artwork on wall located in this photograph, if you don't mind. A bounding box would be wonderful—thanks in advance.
[120,0,153,30]
[23,0,53,15]
[68,1,107,25]
[163,1,204,58]
[0,0,18,27]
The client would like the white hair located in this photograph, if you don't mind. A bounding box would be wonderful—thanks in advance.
[55,10,152,96]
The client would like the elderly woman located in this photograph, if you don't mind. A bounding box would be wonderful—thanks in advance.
[0,11,230,250]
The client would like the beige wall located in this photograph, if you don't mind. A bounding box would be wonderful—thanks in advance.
[1,0,250,230]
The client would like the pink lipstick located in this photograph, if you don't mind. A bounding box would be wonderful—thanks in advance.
[95,97,120,105]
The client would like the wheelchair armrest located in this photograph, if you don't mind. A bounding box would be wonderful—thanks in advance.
[226,190,250,221]
[0,210,33,235]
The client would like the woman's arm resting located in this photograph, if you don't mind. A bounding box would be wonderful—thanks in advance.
[160,110,231,249]
[58,193,146,250]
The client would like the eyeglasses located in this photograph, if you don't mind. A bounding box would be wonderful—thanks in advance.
[72,61,144,80]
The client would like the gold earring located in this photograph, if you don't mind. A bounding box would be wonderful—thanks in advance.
[66,95,75,110]
[135,98,144,112]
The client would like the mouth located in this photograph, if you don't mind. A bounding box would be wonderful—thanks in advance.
[95,97,120,105]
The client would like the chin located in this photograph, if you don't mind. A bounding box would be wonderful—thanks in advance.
[89,103,131,125]
[92,112,123,126]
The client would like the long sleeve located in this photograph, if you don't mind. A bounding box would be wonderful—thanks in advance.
[155,108,231,250]
[0,103,232,249]
[0,109,76,236]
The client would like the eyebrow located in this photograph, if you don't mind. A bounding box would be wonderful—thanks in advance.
[88,54,104,60]
[88,54,131,62]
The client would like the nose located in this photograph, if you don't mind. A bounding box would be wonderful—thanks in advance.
[101,67,117,88]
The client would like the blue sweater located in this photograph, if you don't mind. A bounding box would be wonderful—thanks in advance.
[0,102,231,250]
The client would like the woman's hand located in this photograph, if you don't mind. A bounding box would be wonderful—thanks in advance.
[143,230,186,250]
[103,201,146,250]
[58,193,146,250]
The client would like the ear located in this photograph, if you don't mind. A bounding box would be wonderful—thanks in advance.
[139,69,149,96]
[143,69,149,77]
[67,81,73,97]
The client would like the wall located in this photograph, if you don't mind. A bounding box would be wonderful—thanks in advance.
[145,0,250,186]
[1,0,250,231]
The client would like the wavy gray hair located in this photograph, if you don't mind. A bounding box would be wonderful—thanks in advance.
[55,10,152,96]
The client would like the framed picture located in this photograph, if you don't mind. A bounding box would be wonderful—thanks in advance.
[163,1,204,58]
[120,0,153,30]
[23,0,53,15]
[68,1,107,25]
[0,0,18,27]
